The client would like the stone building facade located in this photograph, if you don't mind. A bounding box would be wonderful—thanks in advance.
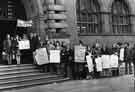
[18,0,135,47]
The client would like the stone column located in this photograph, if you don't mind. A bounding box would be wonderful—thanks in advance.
[56,0,64,5]
[131,15,135,33]
[46,0,56,38]
[101,12,111,34]
[56,0,66,32]
[46,0,55,4]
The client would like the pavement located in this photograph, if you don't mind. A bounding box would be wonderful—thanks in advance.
[3,74,135,92]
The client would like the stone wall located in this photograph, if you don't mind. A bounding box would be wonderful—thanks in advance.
[63,0,135,46]
[20,0,135,46]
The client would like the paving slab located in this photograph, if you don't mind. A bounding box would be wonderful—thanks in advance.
[3,75,135,92]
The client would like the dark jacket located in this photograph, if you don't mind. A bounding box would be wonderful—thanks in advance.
[30,36,40,51]
[3,39,12,53]
[131,47,135,61]
[61,48,74,64]
[124,47,131,62]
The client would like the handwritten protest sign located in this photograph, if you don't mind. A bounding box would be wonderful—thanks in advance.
[50,50,60,63]
[110,54,119,68]
[86,53,94,72]
[95,57,103,72]
[75,46,86,63]
[19,40,30,50]
[34,48,49,65]
[120,48,124,61]
[101,55,111,69]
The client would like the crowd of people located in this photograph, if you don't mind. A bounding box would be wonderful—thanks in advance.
[2,33,135,80]
[2,33,40,65]
[34,39,135,80]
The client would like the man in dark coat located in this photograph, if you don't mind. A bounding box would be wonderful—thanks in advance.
[131,44,135,76]
[124,42,132,74]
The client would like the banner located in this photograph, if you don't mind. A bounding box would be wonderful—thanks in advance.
[18,40,30,50]
[95,57,103,72]
[17,19,33,27]
[101,55,111,69]
[50,50,60,63]
[86,53,93,72]
[75,45,86,63]
[120,48,124,61]
[110,54,119,68]
[34,48,49,65]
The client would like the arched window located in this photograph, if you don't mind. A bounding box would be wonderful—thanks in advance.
[76,0,101,34]
[112,0,131,34]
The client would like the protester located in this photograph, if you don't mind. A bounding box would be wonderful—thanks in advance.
[20,34,31,64]
[29,32,34,51]
[131,44,135,76]
[124,42,132,74]
[91,43,100,78]
[85,46,94,79]
[60,45,67,76]
[65,44,74,78]
[15,35,21,64]
[3,34,12,64]
[46,41,55,73]
[34,42,49,73]
[55,41,62,74]
[11,35,19,64]
[74,40,86,80]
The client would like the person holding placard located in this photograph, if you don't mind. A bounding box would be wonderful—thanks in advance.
[54,41,61,74]
[101,45,110,70]
[92,44,102,78]
[74,40,88,79]
[34,46,49,73]
[46,41,55,73]
[20,34,32,64]
[85,46,94,79]
[49,41,61,74]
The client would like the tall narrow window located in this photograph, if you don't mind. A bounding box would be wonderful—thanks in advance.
[112,0,131,34]
[76,0,101,34]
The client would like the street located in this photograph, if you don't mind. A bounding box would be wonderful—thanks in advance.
[5,74,134,92]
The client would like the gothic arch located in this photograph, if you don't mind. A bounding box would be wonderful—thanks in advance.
[111,0,131,34]
[76,0,102,34]
[21,0,43,19]
[109,0,131,14]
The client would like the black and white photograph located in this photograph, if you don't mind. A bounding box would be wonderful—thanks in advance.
[0,0,134,92]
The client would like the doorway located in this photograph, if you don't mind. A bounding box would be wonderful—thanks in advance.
[0,0,33,65]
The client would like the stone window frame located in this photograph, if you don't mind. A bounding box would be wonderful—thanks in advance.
[111,0,131,35]
[76,0,102,35]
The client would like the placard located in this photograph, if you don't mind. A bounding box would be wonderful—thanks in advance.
[17,19,33,27]
[86,53,93,72]
[19,40,30,50]
[101,55,111,69]
[120,48,124,61]
[75,46,86,63]
[95,57,103,72]
[50,50,60,63]
[110,54,119,68]
[34,48,49,65]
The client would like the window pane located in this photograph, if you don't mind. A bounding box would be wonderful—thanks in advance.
[76,0,100,34]
[112,0,130,34]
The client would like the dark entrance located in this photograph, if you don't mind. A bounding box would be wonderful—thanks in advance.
[0,0,32,64]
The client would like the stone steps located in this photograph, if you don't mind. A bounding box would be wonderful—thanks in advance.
[0,64,69,91]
